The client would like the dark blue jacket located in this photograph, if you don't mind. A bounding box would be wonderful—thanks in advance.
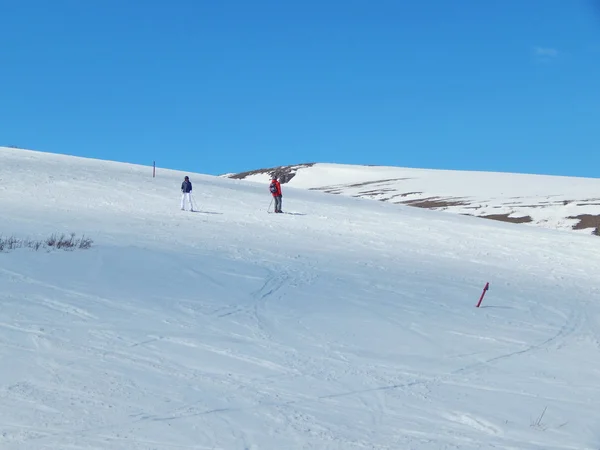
[181,180,192,193]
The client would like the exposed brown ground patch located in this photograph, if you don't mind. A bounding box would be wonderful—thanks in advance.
[462,213,532,225]
[568,214,600,235]
[481,214,533,224]
[401,197,470,208]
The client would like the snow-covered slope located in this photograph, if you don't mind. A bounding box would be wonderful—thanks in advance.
[228,163,600,235]
[2,146,600,449]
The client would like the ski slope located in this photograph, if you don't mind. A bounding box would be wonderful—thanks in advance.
[1,146,600,449]
[230,162,600,235]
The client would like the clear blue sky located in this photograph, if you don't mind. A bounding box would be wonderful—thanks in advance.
[2,0,600,177]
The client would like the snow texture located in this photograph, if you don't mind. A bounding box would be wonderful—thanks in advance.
[1,147,600,449]
[233,162,600,235]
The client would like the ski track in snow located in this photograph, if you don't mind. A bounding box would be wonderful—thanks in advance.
[1,147,600,449]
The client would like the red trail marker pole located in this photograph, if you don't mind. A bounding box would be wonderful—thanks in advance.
[476,282,489,307]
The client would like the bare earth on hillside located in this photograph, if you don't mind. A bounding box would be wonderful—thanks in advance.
[568,213,600,235]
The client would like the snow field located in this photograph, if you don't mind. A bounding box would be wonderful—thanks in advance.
[1,147,600,449]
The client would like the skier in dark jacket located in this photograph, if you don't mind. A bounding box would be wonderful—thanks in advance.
[181,176,194,211]
[269,176,282,213]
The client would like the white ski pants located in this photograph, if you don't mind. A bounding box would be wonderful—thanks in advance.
[181,192,193,210]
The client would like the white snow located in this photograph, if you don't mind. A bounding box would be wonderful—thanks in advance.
[238,162,600,234]
[2,146,600,449]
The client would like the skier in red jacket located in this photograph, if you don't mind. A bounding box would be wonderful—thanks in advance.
[269,175,283,213]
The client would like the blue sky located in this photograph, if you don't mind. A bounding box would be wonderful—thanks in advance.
[1,0,600,177]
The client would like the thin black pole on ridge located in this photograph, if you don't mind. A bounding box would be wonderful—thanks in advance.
[153,161,156,178]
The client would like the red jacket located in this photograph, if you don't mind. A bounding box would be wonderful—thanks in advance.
[270,179,282,197]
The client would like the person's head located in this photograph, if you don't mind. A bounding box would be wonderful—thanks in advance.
[271,175,277,181]
[184,176,189,181]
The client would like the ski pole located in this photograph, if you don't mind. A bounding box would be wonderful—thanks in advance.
[268,198,273,213]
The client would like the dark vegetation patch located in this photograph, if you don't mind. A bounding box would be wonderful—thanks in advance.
[0,233,93,253]
[227,163,316,184]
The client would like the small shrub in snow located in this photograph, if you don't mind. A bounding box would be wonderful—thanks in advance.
[78,236,93,249]
[0,233,94,253]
